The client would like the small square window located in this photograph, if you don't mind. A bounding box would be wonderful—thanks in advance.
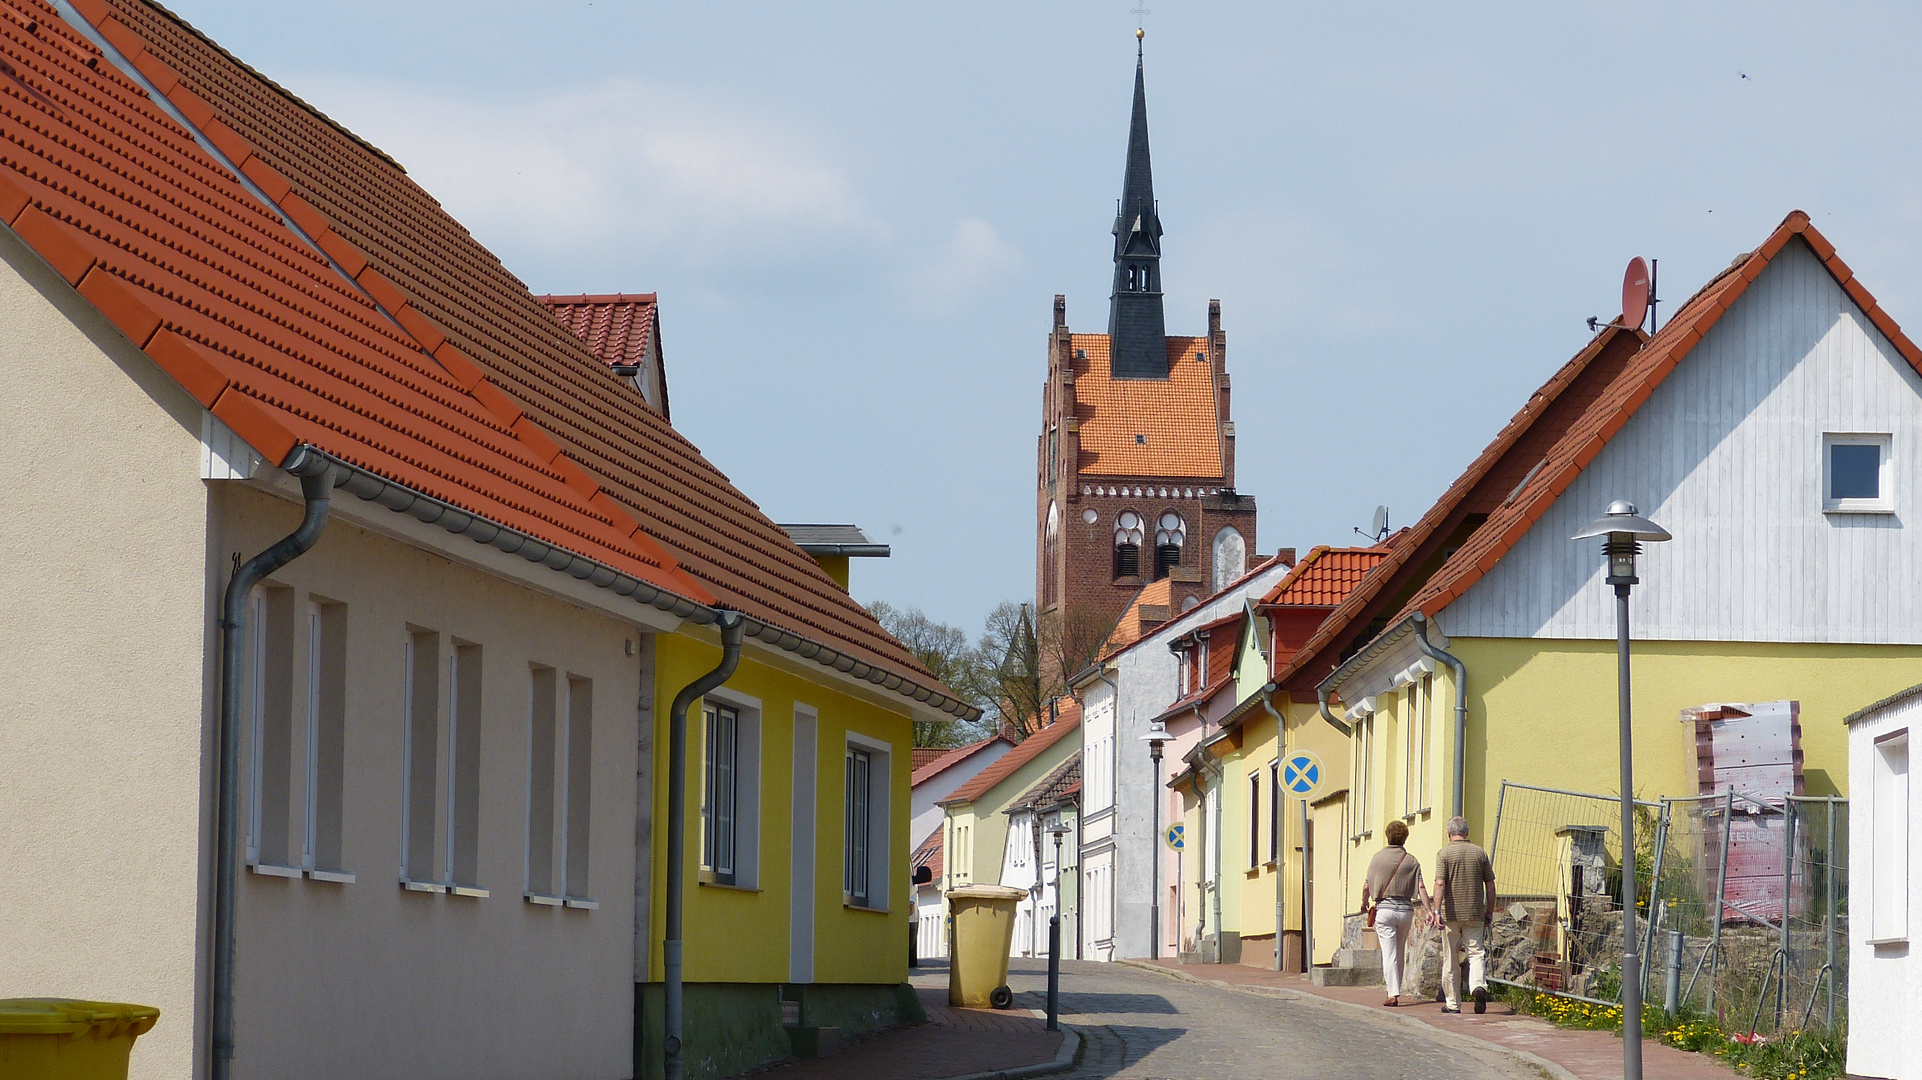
[1824,433,1893,513]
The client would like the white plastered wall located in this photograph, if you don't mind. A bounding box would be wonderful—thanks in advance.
[1848,696,1918,1080]
[0,223,215,1077]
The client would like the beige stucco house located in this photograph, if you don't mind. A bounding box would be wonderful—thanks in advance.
[0,4,975,1079]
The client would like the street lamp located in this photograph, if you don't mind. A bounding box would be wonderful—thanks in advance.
[1141,723,1169,959]
[1046,820,1072,1031]
[1572,499,1670,1080]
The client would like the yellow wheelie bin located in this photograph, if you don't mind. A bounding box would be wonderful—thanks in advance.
[0,1000,160,1080]
[946,884,1027,1008]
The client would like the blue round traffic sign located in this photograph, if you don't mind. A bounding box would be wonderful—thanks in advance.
[1282,750,1324,800]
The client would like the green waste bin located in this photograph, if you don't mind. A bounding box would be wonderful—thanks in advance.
[0,1000,160,1080]
[947,884,1026,1008]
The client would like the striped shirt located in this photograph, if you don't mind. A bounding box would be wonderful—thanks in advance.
[1434,839,1494,922]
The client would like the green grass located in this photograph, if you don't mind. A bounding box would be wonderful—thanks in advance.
[1499,988,1846,1080]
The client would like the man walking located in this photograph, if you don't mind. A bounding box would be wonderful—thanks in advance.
[1432,815,1497,1014]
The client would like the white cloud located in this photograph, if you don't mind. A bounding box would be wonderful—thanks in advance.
[280,76,887,267]
[901,217,1022,317]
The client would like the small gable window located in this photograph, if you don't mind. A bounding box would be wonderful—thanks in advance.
[1824,433,1893,513]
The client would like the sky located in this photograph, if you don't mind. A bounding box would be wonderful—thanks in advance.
[163,1,1922,634]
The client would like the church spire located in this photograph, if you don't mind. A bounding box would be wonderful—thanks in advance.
[1107,33,1168,379]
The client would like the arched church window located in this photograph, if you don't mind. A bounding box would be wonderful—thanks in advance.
[1212,526,1246,592]
[1154,511,1185,581]
[1113,511,1144,579]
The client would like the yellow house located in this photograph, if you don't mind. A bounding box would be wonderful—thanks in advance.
[1279,212,1922,971]
[0,6,976,1080]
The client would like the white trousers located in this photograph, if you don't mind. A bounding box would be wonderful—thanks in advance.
[1442,920,1488,1009]
[1374,903,1414,999]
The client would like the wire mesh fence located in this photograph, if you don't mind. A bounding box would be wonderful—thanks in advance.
[1487,781,1847,1034]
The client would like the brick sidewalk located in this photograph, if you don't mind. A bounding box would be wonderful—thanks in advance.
[753,982,1064,1080]
[1125,958,1741,1080]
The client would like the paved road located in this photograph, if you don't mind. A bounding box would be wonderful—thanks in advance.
[1000,959,1546,1080]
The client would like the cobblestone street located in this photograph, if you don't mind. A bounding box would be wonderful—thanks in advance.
[998,959,1546,1080]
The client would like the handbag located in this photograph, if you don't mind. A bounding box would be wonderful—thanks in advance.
[1367,849,1411,928]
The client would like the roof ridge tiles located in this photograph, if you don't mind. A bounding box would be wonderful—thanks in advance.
[65,0,953,700]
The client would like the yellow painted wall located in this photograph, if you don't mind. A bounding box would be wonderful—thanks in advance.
[1334,637,1922,928]
[1280,698,1357,965]
[940,733,1080,897]
[649,634,915,986]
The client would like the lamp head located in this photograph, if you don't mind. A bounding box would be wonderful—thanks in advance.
[1140,723,1168,760]
[1572,500,1671,586]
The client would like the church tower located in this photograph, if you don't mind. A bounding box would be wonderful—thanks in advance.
[1036,38,1259,641]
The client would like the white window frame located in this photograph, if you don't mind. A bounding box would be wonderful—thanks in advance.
[1823,432,1894,513]
[700,688,762,891]
[844,731,893,911]
[1870,729,1910,943]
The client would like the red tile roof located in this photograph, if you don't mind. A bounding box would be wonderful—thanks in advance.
[938,701,1081,807]
[1396,212,1911,622]
[1260,540,1397,608]
[1071,334,1224,479]
[535,293,667,419]
[911,747,949,771]
[909,735,1012,788]
[1277,212,1905,694]
[0,1,705,607]
[1007,751,1082,814]
[1100,577,1173,657]
[48,0,964,714]
[911,829,943,878]
[536,293,657,373]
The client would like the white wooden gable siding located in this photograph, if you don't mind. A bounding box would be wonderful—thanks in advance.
[1444,239,1922,644]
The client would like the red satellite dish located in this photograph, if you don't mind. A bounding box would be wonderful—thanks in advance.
[1622,257,1651,331]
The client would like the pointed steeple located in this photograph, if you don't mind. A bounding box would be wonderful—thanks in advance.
[1108,33,1168,379]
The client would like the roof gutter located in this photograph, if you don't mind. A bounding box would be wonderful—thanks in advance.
[795,542,892,558]
[1411,612,1468,818]
[213,451,333,1080]
[281,445,979,719]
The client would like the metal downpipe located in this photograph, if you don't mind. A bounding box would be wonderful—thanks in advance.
[1258,689,1287,971]
[1411,613,1469,818]
[213,452,334,1080]
[663,611,745,1080]
[1315,687,1352,737]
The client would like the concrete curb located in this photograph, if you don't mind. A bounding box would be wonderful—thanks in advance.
[935,1021,1081,1080]
[1114,959,1579,1080]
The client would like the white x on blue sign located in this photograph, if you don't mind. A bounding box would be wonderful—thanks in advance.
[1282,751,1324,800]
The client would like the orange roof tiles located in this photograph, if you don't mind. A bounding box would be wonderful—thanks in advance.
[1396,212,1913,623]
[1276,212,1903,695]
[909,735,1011,787]
[939,701,1081,807]
[1100,577,1173,657]
[0,1,707,607]
[911,830,942,879]
[60,0,957,708]
[1261,541,1396,608]
[1071,334,1223,479]
[536,293,657,374]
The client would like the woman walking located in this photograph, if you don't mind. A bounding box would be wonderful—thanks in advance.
[1360,820,1431,1006]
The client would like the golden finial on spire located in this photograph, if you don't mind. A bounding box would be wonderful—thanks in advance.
[1136,27,1145,40]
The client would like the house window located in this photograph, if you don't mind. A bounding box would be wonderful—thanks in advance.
[705,703,740,885]
[446,642,483,892]
[401,629,441,889]
[247,585,298,873]
[1269,758,1281,863]
[1114,511,1144,579]
[1871,730,1909,942]
[304,600,349,880]
[1405,676,1431,816]
[527,668,595,905]
[1249,772,1261,868]
[844,736,892,909]
[1824,433,1893,512]
[1352,713,1375,840]
[699,694,760,890]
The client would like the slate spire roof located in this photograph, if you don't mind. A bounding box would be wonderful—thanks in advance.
[1107,47,1168,379]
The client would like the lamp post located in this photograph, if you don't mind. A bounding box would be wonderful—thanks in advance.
[1046,820,1072,1031]
[1572,499,1670,1080]
[1142,724,1169,959]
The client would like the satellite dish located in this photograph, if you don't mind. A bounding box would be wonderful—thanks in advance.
[1622,257,1651,331]
[1369,505,1388,539]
